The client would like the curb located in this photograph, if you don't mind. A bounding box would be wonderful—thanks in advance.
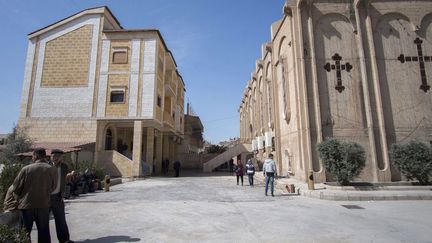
[300,189,432,201]
[254,173,432,201]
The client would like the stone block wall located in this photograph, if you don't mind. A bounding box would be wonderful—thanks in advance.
[41,24,93,87]
[18,118,97,143]
[109,40,131,72]
[105,74,129,117]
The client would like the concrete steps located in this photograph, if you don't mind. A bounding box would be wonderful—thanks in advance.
[202,143,252,172]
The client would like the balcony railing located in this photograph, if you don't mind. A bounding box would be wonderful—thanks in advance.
[163,111,174,127]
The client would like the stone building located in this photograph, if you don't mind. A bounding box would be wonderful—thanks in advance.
[239,0,432,183]
[18,6,187,177]
[175,103,205,169]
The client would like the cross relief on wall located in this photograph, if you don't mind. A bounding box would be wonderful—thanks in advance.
[398,37,431,93]
[324,53,353,93]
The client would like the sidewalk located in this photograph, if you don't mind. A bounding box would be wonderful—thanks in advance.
[254,173,432,201]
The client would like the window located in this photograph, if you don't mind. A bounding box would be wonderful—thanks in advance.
[157,96,162,107]
[110,91,125,103]
[112,48,128,64]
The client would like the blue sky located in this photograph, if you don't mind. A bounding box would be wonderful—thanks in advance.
[0,0,285,143]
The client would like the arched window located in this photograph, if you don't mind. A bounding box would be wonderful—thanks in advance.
[259,77,264,129]
[266,62,273,124]
[105,128,113,150]
[277,37,290,123]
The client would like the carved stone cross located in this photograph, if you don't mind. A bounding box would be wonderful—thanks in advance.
[324,53,353,93]
[398,37,431,93]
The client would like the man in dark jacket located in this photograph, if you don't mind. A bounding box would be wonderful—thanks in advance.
[173,160,181,177]
[50,149,73,243]
[12,148,57,243]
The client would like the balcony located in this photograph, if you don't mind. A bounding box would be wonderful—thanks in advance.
[163,111,174,128]
[164,82,176,97]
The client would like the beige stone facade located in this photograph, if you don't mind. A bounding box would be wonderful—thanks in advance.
[18,7,188,177]
[240,0,432,183]
[41,24,93,87]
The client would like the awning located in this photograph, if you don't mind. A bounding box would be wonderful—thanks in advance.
[15,142,91,157]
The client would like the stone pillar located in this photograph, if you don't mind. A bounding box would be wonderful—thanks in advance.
[132,121,143,177]
[306,3,326,183]
[365,6,391,181]
[163,135,170,160]
[155,131,163,174]
[294,3,314,182]
[146,127,154,174]
[94,121,106,165]
[354,2,379,182]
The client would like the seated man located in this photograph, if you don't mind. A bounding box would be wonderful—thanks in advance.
[0,185,20,227]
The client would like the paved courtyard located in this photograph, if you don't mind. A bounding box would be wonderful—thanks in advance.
[33,172,432,243]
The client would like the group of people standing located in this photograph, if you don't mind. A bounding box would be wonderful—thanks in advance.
[161,159,182,177]
[234,153,277,197]
[3,148,73,243]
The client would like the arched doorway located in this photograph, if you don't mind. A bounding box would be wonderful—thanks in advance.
[105,128,113,150]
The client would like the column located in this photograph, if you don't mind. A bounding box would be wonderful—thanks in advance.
[163,135,170,167]
[354,1,379,182]
[365,6,391,181]
[132,120,143,177]
[94,121,106,166]
[155,131,163,174]
[146,127,155,174]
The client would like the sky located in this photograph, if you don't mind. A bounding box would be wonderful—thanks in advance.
[0,0,285,144]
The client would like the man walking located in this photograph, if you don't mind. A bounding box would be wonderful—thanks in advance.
[50,149,73,243]
[12,148,58,243]
[263,153,277,197]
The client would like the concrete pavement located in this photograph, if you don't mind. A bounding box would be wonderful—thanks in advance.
[32,171,432,242]
[254,173,432,201]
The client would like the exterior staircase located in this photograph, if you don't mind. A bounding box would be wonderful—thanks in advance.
[96,150,134,177]
[203,143,252,172]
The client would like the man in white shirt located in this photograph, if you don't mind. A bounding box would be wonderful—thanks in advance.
[262,154,277,197]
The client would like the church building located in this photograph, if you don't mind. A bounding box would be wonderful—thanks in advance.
[18,6,186,177]
[240,0,432,183]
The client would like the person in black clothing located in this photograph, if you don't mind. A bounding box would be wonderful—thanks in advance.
[50,149,74,243]
[229,159,234,173]
[173,160,181,177]
[162,158,170,175]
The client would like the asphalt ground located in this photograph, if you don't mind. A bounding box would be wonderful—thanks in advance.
[31,171,432,243]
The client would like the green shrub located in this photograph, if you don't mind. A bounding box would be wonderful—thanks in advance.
[0,225,29,243]
[0,164,24,212]
[206,145,227,154]
[317,138,366,186]
[390,141,432,185]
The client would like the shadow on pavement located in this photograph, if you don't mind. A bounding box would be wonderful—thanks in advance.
[157,170,233,178]
[77,235,140,242]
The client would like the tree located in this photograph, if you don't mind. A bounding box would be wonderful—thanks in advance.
[0,125,32,212]
[0,125,33,165]
[316,138,366,186]
[206,145,227,154]
[390,141,432,185]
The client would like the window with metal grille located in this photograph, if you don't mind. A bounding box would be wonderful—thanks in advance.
[110,90,125,103]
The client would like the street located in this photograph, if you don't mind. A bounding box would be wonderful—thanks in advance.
[33,172,432,243]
